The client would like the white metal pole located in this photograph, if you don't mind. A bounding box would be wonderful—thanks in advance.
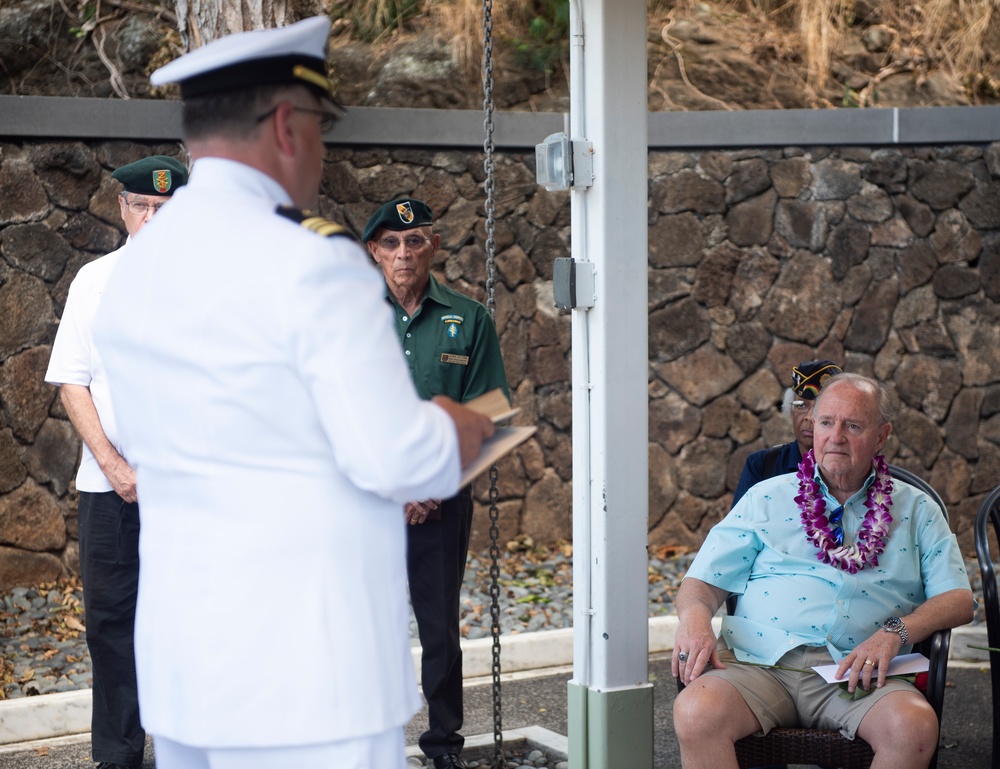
[567,0,651,766]
[568,0,592,693]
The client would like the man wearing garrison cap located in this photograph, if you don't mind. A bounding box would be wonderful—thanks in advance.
[45,154,188,769]
[731,360,843,507]
[90,18,493,769]
[364,198,509,769]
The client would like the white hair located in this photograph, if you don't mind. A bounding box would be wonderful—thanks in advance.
[816,373,893,426]
[781,387,796,415]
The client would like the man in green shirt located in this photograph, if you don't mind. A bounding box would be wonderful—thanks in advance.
[364,198,509,769]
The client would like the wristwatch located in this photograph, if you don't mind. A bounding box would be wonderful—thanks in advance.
[882,616,909,644]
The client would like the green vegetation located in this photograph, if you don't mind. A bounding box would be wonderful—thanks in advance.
[335,0,424,42]
[510,0,570,75]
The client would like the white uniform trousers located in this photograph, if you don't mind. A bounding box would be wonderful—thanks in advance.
[152,727,406,769]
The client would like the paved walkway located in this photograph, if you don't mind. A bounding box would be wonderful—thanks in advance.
[0,652,993,768]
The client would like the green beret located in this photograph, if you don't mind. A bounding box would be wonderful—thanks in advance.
[362,198,433,243]
[111,156,189,196]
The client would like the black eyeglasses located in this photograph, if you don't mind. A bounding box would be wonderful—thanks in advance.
[256,105,336,133]
[829,505,844,546]
[377,234,432,251]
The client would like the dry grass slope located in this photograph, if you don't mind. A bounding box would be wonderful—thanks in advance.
[340,0,1000,109]
[4,0,1000,108]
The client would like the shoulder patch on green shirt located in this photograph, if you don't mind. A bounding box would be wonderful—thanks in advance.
[441,314,464,339]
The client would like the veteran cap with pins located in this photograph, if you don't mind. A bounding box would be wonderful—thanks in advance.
[151,16,342,114]
[362,198,434,243]
[111,155,189,196]
[791,359,843,400]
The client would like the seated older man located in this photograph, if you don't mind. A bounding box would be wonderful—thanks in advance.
[673,373,974,769]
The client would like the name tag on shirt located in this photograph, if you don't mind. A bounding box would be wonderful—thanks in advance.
[440,353,470,366]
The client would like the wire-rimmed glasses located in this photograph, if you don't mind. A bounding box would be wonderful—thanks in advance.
[377,234,432,251]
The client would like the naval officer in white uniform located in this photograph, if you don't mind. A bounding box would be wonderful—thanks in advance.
[92,17,494,769]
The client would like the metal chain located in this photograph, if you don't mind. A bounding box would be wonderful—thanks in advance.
[481,0,503,766]
[487,464,502,769]
[482,1,497,321]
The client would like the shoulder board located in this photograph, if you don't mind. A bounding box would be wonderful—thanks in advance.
[276,205,356,240]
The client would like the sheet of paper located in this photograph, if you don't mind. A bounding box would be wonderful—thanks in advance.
[464,388,520,424]
[460,425,537,487]
[811,652,929,684]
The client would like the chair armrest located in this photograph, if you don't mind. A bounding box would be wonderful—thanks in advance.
[920,628,951,722]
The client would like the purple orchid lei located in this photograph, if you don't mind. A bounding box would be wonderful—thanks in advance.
[795,449,894,574]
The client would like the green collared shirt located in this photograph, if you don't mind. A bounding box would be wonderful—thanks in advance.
[385,274,509,404]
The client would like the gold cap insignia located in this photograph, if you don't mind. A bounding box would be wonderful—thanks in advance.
[152,169,172,194]
[396,201,414,224]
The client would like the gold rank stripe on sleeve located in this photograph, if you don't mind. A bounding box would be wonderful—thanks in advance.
[300,216,349,238]
[275,205,355,239]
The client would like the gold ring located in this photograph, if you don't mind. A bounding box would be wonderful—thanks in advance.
[863,659,874,667]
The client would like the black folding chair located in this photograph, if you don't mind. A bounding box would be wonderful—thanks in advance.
[974,483,1000,769]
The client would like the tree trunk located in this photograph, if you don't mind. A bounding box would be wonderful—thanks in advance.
[171,0,326,49]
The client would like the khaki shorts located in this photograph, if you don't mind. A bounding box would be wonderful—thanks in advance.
[699,640,919,739]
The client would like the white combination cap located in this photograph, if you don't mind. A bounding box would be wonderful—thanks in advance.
[151,16,339,106]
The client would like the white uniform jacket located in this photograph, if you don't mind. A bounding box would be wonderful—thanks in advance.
[93,158,460,748]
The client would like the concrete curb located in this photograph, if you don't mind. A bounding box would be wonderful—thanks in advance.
[0,616,988,747]
[0,690,92,747]
[460,615,679,679]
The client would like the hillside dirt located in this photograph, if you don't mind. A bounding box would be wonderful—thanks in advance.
[0,1,994,113]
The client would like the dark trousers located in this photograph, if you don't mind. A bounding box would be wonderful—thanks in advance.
[407,488,474,759]
[78,490,145,767]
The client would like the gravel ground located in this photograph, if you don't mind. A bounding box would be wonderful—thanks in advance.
[408,747,567,769]
[0,544,986,701]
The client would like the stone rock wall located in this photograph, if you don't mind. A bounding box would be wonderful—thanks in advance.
[645,144,1000,559]
[1,139,998,588]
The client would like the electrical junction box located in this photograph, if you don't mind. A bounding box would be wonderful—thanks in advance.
[535,132,594,192]
[553,257,596,310]
[535,132,573,191]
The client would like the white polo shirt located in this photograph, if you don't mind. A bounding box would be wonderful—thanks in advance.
[45,241,128,493]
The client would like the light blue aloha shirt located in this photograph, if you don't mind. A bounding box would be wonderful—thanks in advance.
[684,468,972,666]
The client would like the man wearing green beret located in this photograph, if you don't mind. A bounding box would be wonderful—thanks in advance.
[364,198,509,769]
[45,154,188,769]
